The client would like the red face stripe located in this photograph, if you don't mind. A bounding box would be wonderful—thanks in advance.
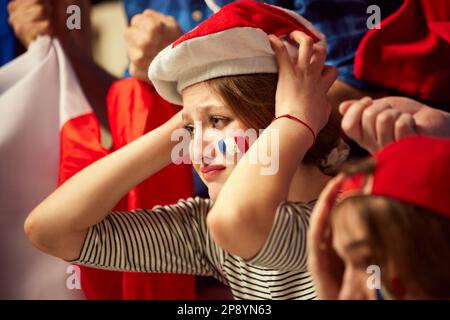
[233,136,250,154]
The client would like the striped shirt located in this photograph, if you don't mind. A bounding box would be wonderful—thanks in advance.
[73,197,317,300]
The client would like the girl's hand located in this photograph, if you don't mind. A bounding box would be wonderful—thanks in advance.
[308,174,346,299]
[268,31,338,135]
[340,96,450,154]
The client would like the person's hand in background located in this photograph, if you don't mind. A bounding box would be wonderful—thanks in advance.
[340,96,450,154]
[124,9,183,83]
[8,0,52,48]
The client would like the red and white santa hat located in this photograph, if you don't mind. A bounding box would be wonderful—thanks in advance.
[148,0,325,105]
[341,136,450,219]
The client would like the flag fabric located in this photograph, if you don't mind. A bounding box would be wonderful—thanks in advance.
[0,36,196,299]
[0,36,86,299]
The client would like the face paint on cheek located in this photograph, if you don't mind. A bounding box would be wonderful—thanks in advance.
[375,278,407,300]
[390,277,407,299]
[217,136,249,156]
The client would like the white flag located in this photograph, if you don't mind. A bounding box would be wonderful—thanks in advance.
[0,36,94,299]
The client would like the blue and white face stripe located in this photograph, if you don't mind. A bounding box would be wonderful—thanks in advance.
[217,137,249,156]
[218,137,238,156]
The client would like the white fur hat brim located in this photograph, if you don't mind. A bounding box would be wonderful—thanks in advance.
[148,2,325,105]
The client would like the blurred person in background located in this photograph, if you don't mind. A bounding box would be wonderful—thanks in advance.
[308,136,450,299]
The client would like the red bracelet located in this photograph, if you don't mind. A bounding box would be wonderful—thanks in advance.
[271,114,316,146]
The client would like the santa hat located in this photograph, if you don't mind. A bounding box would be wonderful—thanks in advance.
[148,0,325,105]
[341,136,450,219]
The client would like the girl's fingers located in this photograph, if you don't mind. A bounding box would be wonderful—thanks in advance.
[375,109,402,148]
[321,65,339,92]
[8,0,40,12]
[394,113,416,141]
[124,26,151,51]
[33,19,51,36]
[316,174,346,217]
[360,96,373,105]
[339,100,358,115]
[340,97,373,115]
[310,44,327,75]
[341,100,369,143]
[268,34,294,78]
[310,174,345,246]
[289,31,314,70]
[9,3,44,25]
[361,102,393,147]
[143,8,161,18]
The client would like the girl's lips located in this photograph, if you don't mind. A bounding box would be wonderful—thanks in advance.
[200,165,226,181]
[200,165,226,173]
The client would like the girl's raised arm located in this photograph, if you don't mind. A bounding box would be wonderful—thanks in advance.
[25,112,183,261]
[207,31,338,260]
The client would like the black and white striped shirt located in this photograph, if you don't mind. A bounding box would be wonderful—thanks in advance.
[73,197,316,300]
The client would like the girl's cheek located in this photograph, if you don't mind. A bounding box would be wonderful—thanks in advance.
[189,141,198,167]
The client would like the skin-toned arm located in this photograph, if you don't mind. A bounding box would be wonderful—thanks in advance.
[24,112,183,261]
[207,31,338,260]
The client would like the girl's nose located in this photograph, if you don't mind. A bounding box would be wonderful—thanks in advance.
[190,129,218,165]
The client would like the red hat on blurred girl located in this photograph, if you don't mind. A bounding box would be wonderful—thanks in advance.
[342,136,450,219]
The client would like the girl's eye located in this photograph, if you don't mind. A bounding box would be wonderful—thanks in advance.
[209,116,230,129]
[184,125,195,136]
[354,255,375,269]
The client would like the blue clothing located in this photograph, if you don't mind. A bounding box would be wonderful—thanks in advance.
[124,0,235,33]
[291,0,372,89]
[1,0,16,66]
[289,0,402,90]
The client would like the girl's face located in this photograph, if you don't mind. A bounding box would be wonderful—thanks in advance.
[331,200,411,300]
[331,207,379,299]
[181,82,250,201]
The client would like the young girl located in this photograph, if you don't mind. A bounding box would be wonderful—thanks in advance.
[25,1,342,300]
[308,136,450,299]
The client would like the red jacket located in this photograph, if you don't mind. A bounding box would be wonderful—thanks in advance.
[58,78,196,299]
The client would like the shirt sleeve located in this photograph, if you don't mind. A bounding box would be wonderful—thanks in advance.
[71,197,226,282]
[244,200,314,271]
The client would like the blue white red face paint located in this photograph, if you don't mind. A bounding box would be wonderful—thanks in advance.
[375,278,406,300]
[217,136,249,156]
[172,125,280,175]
